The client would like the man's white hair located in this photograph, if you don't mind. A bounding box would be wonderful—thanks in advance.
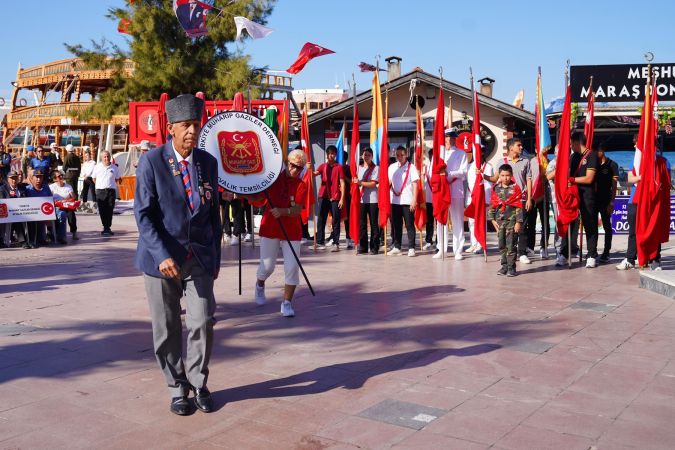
[288,149,307,166]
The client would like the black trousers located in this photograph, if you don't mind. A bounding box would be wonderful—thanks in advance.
[425,202,435,244]
[96,188,116,230]
[391,204,415,250]
[67,211,77,233]
[561,195,598,259]
[359,202,379,252]
[81,177,96,202]
[626,203,637,263]
[232,199,253,236]
[598,199,613,255]
[317,198,340,245]
[517,201,530,256]
[526,199,551,250]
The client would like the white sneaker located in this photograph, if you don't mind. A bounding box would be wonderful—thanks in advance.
[223,235,231,245]
[465,244,477,254]
[540,248,549,259]
[555,254,568,267]
[616,258,634,270]
[408,248,416,257]
[326,238,333,246]
[389,247,401,255]
[244,233,252,242]
[280,300,295,317]
[330,244,340,252]
[586,257,597,268]
[651,261,662,271]
[230,235,240,245]
[454,253,464,261]
[315,244,326,250]
[473,245,483,254]
[526,248,536,257]
[432,250,442,259]
[519,254,532,264]
[346,239,354,249]
[422,242,431,250]
[254,283,266,305]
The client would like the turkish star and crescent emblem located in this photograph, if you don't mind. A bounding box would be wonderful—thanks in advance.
[0,204,7,219]
[218,130,264,175]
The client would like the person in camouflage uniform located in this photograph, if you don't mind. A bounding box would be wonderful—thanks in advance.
[488,164,524,277]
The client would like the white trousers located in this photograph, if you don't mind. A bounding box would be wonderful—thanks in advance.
[467,206,490,248]
[256,237,301,286]
[437,199,465,253]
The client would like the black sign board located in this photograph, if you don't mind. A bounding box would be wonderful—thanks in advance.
[570,64,675,103]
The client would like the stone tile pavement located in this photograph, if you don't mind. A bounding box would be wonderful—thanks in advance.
[1,215,675,449]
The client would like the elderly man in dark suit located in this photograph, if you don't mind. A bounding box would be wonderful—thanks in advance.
[176,0,206,33]
[134,94,222,416]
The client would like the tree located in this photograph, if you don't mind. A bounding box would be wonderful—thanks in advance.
[66,0,275,120]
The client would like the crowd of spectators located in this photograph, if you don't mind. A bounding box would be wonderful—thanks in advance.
[0,143,121,248]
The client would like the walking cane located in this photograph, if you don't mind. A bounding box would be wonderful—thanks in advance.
[263,190,315,296]
[579,218,584,264]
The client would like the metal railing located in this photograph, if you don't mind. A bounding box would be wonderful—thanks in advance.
[17,58,134,81]
[8,103,93,121]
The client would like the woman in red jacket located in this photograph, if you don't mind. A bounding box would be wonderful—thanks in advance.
[249,149,308,317]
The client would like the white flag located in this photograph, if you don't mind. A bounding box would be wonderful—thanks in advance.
[234,16,273,40]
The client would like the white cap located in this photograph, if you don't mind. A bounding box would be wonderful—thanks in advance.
[65,144,74,152]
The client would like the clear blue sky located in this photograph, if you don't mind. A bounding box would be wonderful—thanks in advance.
[2,0,674,109]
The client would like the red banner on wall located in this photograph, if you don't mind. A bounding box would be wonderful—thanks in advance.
[128,99,289,145]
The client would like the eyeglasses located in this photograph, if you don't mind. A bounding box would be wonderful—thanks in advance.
[288,162,304,170]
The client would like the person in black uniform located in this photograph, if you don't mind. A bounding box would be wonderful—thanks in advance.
[594,142,619,263]
[557,131,598,268]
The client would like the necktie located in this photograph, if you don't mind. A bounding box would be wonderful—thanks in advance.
[179,160,194,212]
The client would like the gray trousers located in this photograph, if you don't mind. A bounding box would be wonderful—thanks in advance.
[144,259,216,398]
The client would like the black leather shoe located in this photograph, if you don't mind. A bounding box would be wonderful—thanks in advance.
[170,396,192,416]
[497,266,507,276]
[192,386,214,413]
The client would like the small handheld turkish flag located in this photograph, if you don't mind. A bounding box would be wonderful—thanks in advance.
[286,42,335,75]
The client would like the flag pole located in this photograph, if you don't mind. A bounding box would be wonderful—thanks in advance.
[302,92,317,252]
[439,66,446,261]
[539,67,549,260]
[351,74,358,256]
[565,60,572,269]
[383,67,389,257]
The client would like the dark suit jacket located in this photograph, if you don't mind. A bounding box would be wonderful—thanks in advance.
[176,3,205,32]
[134,144,222,278]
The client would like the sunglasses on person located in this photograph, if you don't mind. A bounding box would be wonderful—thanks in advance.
[288,161,304,170]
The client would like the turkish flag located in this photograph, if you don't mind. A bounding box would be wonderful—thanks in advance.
[378,97,391,228]
[349,103,361,245]
[118,18,132,35]
[464,89,486,252]
[554,85,579,237]
[300,109,315,224]
[431,88,450,225]
[635,81,669,266]
[286,42,335,75]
